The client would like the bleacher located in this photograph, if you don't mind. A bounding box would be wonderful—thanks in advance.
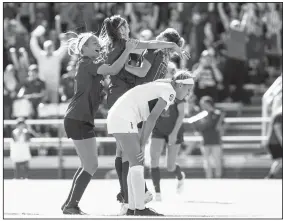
[4,86,277,179]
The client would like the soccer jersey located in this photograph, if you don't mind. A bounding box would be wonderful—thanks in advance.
[108,81,176,125]
[106,39,136,87]
[65,56,104,125]
[154,99,185,135]
[135,49,170,85]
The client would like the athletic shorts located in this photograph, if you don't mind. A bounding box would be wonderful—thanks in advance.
[268,144,282,160]
[152,127,184,145]
[64,118,95,140]
[107,112,138,134]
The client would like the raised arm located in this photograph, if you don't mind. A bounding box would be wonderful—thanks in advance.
[30,29,44,60]
[217,2,230,32]
[54,33,68,60]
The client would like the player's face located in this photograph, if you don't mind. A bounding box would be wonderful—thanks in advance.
[176,84,194,100]
[84,36,101,57]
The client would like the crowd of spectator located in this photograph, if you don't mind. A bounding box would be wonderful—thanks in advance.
[3,3,282,124]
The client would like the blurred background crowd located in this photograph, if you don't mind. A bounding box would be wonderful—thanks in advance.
[3,3,282,179]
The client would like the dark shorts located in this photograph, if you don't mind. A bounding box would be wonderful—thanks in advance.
[152,128,184,145]
[268,144,282,160]
[64,118,95,140]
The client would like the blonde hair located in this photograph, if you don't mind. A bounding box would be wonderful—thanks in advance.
[67,31,106,62]
[67,32,94,56]
[156,69,194,85]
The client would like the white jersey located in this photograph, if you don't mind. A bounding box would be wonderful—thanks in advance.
[108,81,176,125]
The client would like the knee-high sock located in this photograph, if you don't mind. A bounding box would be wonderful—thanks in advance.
[122,161,129,203]
[173,165,183,180]
[127,169,135,210]
[63,167,83,207]
[66,170,92,207]
[115,157,123,193]
[151,167,161,193]
[130,165,145,210]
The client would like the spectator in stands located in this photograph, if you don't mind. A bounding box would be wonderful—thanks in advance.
[168,8,183,34]
[9,47,30,84]
[265,106,282,179]
[193,96,225,178]
[10,118,32,179]
[4,64,20,119]
[192,49,224,103]
[263,3,282,70]
[59,65,76,102]
[17,64,46,118]
[217,3,251,104]
[30,25,67,103]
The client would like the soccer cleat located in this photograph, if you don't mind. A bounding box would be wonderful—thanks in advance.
[119,203,129,215]
[126,209,135,216]
[63,206,87,215]
[177,172,186,194]
[155,192,162,201]
[144,190,153,204]
[116,192,125,203]
[135,207,164,216]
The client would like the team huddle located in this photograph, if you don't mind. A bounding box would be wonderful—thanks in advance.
[62,14,192,216]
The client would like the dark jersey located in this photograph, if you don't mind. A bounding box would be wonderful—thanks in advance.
[194,109,223,145]
[106,39,136,88]
[268,112,282,146]
[65,56,104,125]
[135,49,170,86]
[154,99,185,135]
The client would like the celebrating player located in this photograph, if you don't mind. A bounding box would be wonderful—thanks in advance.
[146,67,187,201]
[61,32,138,215]
[125,28,189,85]
[100,14,186,211]
[107,70,194,216]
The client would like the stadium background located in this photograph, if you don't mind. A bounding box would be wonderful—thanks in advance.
[3,2,282,179]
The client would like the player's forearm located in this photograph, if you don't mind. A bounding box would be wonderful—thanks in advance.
[98,49,131,75]
[137,41,176,50]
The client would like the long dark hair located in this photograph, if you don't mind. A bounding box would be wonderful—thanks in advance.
[156,28,185,48]
[99,15,128,53]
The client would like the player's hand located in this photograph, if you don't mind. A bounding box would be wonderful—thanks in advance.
[126,38,139,51]
[168,133,177,146]
[172,44,190,60]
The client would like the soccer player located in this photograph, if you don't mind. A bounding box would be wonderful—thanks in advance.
[61,31,138,215]
[100,14,185,211]
[193,96,225,178]
[107,70,194,216]
[265,105,282,179]
[146,68,187,201]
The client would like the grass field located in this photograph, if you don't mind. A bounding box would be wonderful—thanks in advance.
[4,179,282,219]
